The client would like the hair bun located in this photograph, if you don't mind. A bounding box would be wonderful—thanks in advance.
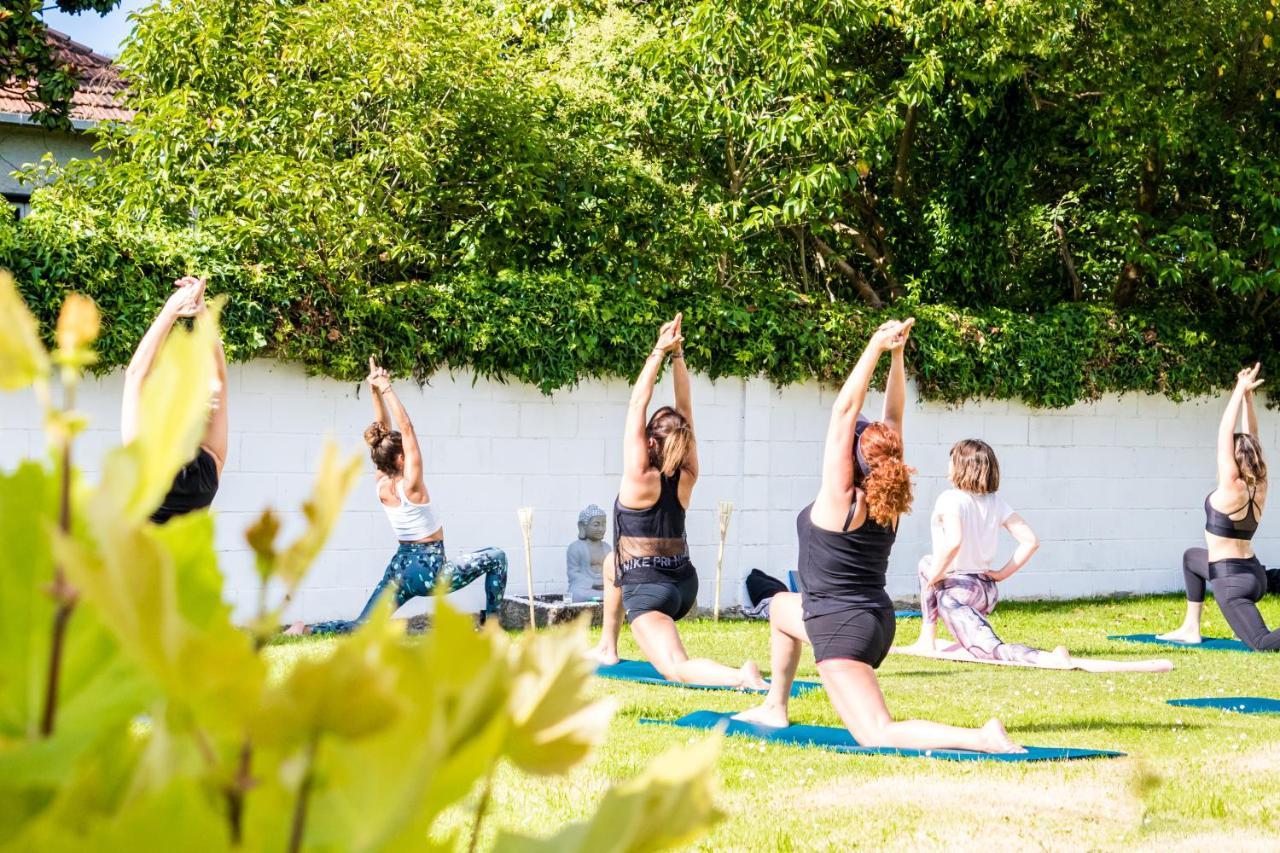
[364,421,389,447]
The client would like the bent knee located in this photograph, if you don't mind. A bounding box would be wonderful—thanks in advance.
[849,721,896,749]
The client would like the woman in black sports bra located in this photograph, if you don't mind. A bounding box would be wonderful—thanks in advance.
[735,319,1023,753]
[121,276,229,525]
[591,314,767,689]
[1160,363,1280,650]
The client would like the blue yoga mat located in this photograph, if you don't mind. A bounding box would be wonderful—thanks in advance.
[1108,633,1251,652]
[595,660,822,697]
[895,610,922,619]
[1167,697,1280,715]
[642,711,1124,762]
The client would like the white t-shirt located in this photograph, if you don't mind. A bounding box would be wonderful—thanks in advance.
[930,488,1016,575]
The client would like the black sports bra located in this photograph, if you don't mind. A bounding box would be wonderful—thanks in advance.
[1204,487,1260,541]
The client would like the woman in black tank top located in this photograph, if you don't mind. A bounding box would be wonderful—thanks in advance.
[121,276,229,525]
[1159,364,1280,650]
[591,314,767,690]
[735,320,1024,754]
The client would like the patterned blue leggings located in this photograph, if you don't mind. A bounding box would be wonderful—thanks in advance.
[309,541,508,635]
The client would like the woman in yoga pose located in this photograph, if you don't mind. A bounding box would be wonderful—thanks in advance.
[289,358,508,634]
[122,276,228,525]
[1159,363,1280,651]
[907,439,1071,667]
[592,314,766,689]
[736,320,1023,753]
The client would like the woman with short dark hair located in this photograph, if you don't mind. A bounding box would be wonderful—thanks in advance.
[908,439,1068,666]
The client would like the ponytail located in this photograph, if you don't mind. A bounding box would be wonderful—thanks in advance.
[1234,433,1268,488]
[858,422,915,526]
[646,406,694,477]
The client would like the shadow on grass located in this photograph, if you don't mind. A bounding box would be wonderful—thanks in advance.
[1013,718,1206,734]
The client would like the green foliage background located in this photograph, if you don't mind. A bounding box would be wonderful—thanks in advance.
[4,0,1279,401]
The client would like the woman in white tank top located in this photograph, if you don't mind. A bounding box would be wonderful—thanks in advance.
[287,358,507,635]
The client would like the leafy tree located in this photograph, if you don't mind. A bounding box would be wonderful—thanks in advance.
[3,0,1278,403]
[0,0,124,128]
[0,273,722,850]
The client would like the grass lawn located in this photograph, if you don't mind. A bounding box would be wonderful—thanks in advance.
[266,595,1280,851]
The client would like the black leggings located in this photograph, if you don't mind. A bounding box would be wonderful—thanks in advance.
[1181,548,1280,651]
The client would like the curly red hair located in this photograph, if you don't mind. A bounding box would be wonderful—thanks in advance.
[858,422,915,526]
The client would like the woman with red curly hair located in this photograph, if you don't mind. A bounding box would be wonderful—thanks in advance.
[736,319,1023,753]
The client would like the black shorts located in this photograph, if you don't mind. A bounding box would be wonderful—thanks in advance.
[803,605,896,668]
[622,574,699,623]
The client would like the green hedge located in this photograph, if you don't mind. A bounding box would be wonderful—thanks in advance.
[0,214,1261,405]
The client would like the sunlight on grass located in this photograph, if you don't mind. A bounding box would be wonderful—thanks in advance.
[263,595,1280,850]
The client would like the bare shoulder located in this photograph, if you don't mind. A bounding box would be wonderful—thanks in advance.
[617,467,662,510]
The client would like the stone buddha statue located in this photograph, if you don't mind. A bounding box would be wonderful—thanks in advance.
[566,504,608,602]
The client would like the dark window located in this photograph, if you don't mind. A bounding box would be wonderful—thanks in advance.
[3,192,30,220]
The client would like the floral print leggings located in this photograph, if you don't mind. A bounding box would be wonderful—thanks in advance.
[309,541,508,635]
[917,557,1054,665]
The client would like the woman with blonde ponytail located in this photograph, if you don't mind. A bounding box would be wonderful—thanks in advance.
[736,319,1024,753]
[592,314,767,689]
[1160,363,1280,650]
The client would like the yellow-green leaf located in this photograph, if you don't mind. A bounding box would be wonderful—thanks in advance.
[0,270,49,391]
[494,735,723,853]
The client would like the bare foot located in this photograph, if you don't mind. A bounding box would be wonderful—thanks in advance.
[732,702,790,729]
[739,660,769,691]
[591,643,620,667]
[980,718,1025,754]
[283,621,309,636]
[1156,628,1202,645]
[903,638,937,655]
[1046,645,1074,669]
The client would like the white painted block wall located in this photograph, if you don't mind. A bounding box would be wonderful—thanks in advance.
[1,360,1269,624]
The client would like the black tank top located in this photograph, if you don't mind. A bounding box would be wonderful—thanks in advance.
[796,501,895,616]
[613,471,696,585]
[1204,486,1260,541]
[151,448,220,525]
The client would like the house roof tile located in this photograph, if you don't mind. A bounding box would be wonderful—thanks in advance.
[0,28,132,124]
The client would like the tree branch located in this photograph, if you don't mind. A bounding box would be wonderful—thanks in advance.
[1054,221,1083,301]
[893,104,917,200]
[810,233,883,308]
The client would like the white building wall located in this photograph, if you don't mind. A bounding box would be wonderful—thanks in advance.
[0,360,1261,624]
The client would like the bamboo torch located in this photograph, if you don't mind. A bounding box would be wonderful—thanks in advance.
[517,507,536,629]
[714,500,734,621]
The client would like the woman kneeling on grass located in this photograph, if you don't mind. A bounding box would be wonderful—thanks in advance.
[907,439,1072,667]
[591,314,767,689]
[735,320,1023,753]
[287,358,508,635]
[1159,363,1280,651]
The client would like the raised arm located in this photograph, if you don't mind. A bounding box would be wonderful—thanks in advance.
[668,316,699,484]
[813,321,906,522]
[989,514,1039,582]
[370,365,424,493]
[1244,387,1260,439]
[121,277,204,444]
[368,356,391,432]
[199,329,229,475]
[1218,364,1262,488]
[881,325,911,434]
[622,317,683,479]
